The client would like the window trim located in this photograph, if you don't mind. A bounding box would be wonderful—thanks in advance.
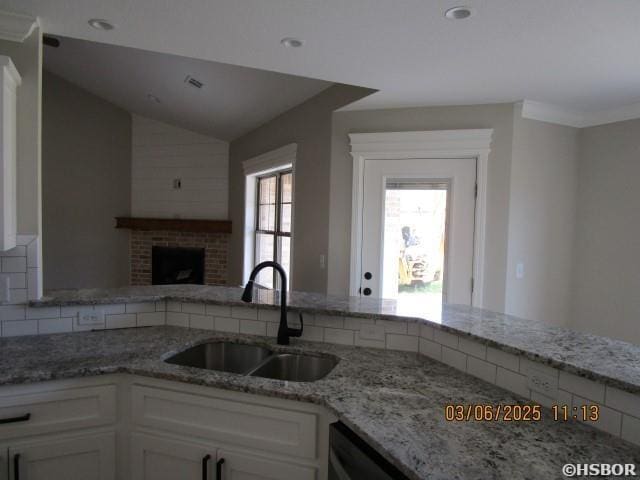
[242,144,297,289]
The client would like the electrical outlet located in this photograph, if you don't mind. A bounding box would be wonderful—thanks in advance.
[78,309,104,326]
[359,324,385,341]
[527,366,558,397]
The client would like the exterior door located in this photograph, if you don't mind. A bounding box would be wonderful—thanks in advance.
[360,158,476,307]
[130,433,217,480]
[8,433,115,480]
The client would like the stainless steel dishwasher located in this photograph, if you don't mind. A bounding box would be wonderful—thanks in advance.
[329,422,410,480]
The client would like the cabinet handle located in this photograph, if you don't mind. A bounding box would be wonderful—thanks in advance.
[216,458,225,480]
[13,453,20,480]
[0,413,30,425]
[202,454,211,480]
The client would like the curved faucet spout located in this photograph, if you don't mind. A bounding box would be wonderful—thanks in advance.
[241,261,303,345]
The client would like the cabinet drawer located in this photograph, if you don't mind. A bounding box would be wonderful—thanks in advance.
[0,384,117,439]
[131,385,318,459]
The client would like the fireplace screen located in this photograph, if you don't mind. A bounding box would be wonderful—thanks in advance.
[152,246,205,285]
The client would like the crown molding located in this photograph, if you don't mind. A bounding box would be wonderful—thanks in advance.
[521,100,640,129]
[0,10,38,43]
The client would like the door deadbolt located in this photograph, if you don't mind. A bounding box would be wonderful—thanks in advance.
[363,288,372,296]
[364,272,372,280]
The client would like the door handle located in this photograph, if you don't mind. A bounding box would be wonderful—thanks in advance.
[0,413,30,425]
[216,458,225,480]
[202,454,211,480]
[13,453,20,480]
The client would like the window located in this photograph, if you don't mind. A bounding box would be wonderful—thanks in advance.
[254,170,293,289]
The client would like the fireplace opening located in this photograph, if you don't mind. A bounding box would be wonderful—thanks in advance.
[152,246,205,285]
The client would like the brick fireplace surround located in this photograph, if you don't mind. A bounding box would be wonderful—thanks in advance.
[130,230,228,286]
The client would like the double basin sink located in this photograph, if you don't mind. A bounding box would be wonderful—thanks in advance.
[165,341,338,382]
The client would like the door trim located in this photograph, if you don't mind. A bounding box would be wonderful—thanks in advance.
[348,129,493,307]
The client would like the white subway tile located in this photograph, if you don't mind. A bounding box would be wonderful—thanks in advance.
[300,325,324,342]
[257,308,280,323]
[467,357,496,384]
[621,415,640,446]
[442,347,466,371]
[573,395,621,437]
[27,268,38,300]
[100,304,126,315]
[434,329,459,349]
[458,338,487,359]
[166,301,182,312]
[314,315,344,329]
[559,371,605,403]
[343,317,374,330]
[355,331,386,349]
[231,306,257,320]
[557,389,573,407]
[214,316,239,333]
[61,305,93,318]
[126,302,156,314]
[386,334,419,352]
[0,246,25,257]
[16,234,36,246]
[419,324,434,339]
[530,391,556,408]
[496,367,529,397]
[26,306,60,320]
[2,320,37,337]
[8,289,27,304]
[266,322,279,337]
[324,328,354,346]
[519,358,558,378]
[4,273,25,289]
[137,312,165,327]
[205,304,231,317]
[166,312,189,327]
[239,319,267,336]
[182,302,206,314]
[605,387,640,418]
[155,301,166,312]
[407,322,420,336]
[419,338,442,361]
[375,319,407,334]
[26,238,39,268]
[106,314,137,329]
[0,305,25,321]
[487,347,520,371]
[189,314,215,330]
[38,317,73,334]
[2,257,26,273]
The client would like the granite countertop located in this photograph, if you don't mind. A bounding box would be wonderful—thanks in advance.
[1,326,639,480]
[32,285,640,395]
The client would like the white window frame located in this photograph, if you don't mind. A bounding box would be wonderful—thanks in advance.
[348,130,492,307]
[242,143,296,287]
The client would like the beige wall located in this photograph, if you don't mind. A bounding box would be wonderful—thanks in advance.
[0,28,42,236]
[570,119,640,343]
[42,72,132,289]
[328,104,515,312]
[229,84,373,291]
[132,114,229,219]
[504,106,579,326]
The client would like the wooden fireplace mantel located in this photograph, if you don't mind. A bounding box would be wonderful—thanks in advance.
[115,217,232,234]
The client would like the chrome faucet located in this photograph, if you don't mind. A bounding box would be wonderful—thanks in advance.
[241,261,303,345]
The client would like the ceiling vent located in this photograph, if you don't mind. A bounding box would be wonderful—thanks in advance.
[184,75,204,89]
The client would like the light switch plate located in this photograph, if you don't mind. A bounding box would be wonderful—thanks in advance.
[527,366,558,397]
[78,308,105,326]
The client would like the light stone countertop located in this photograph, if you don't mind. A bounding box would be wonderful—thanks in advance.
[1,326,639,480]
[31,284,640,395]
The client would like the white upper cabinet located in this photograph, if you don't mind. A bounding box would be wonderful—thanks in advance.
[0,56,20,251]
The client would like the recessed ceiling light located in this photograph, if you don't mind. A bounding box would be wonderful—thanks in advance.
[280,37,304,48]
[444,6,474,20]
[146,93,161,104]
[88,18,116,31]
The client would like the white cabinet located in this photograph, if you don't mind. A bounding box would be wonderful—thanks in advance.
[7,432,115,480]
[218,449,316,480]
[0,56,21,251]
[131,433,216,480]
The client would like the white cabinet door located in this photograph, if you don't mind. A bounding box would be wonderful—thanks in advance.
[131,433,217,480]
[218,450,316,480]
[8,432,115,480]
[0,447,8,480]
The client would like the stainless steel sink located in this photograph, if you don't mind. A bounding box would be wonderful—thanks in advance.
[248,353,338,382]
[165,342,273,374]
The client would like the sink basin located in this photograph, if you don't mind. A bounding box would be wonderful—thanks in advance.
[165,342,273,374]
[248,353,338,382]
